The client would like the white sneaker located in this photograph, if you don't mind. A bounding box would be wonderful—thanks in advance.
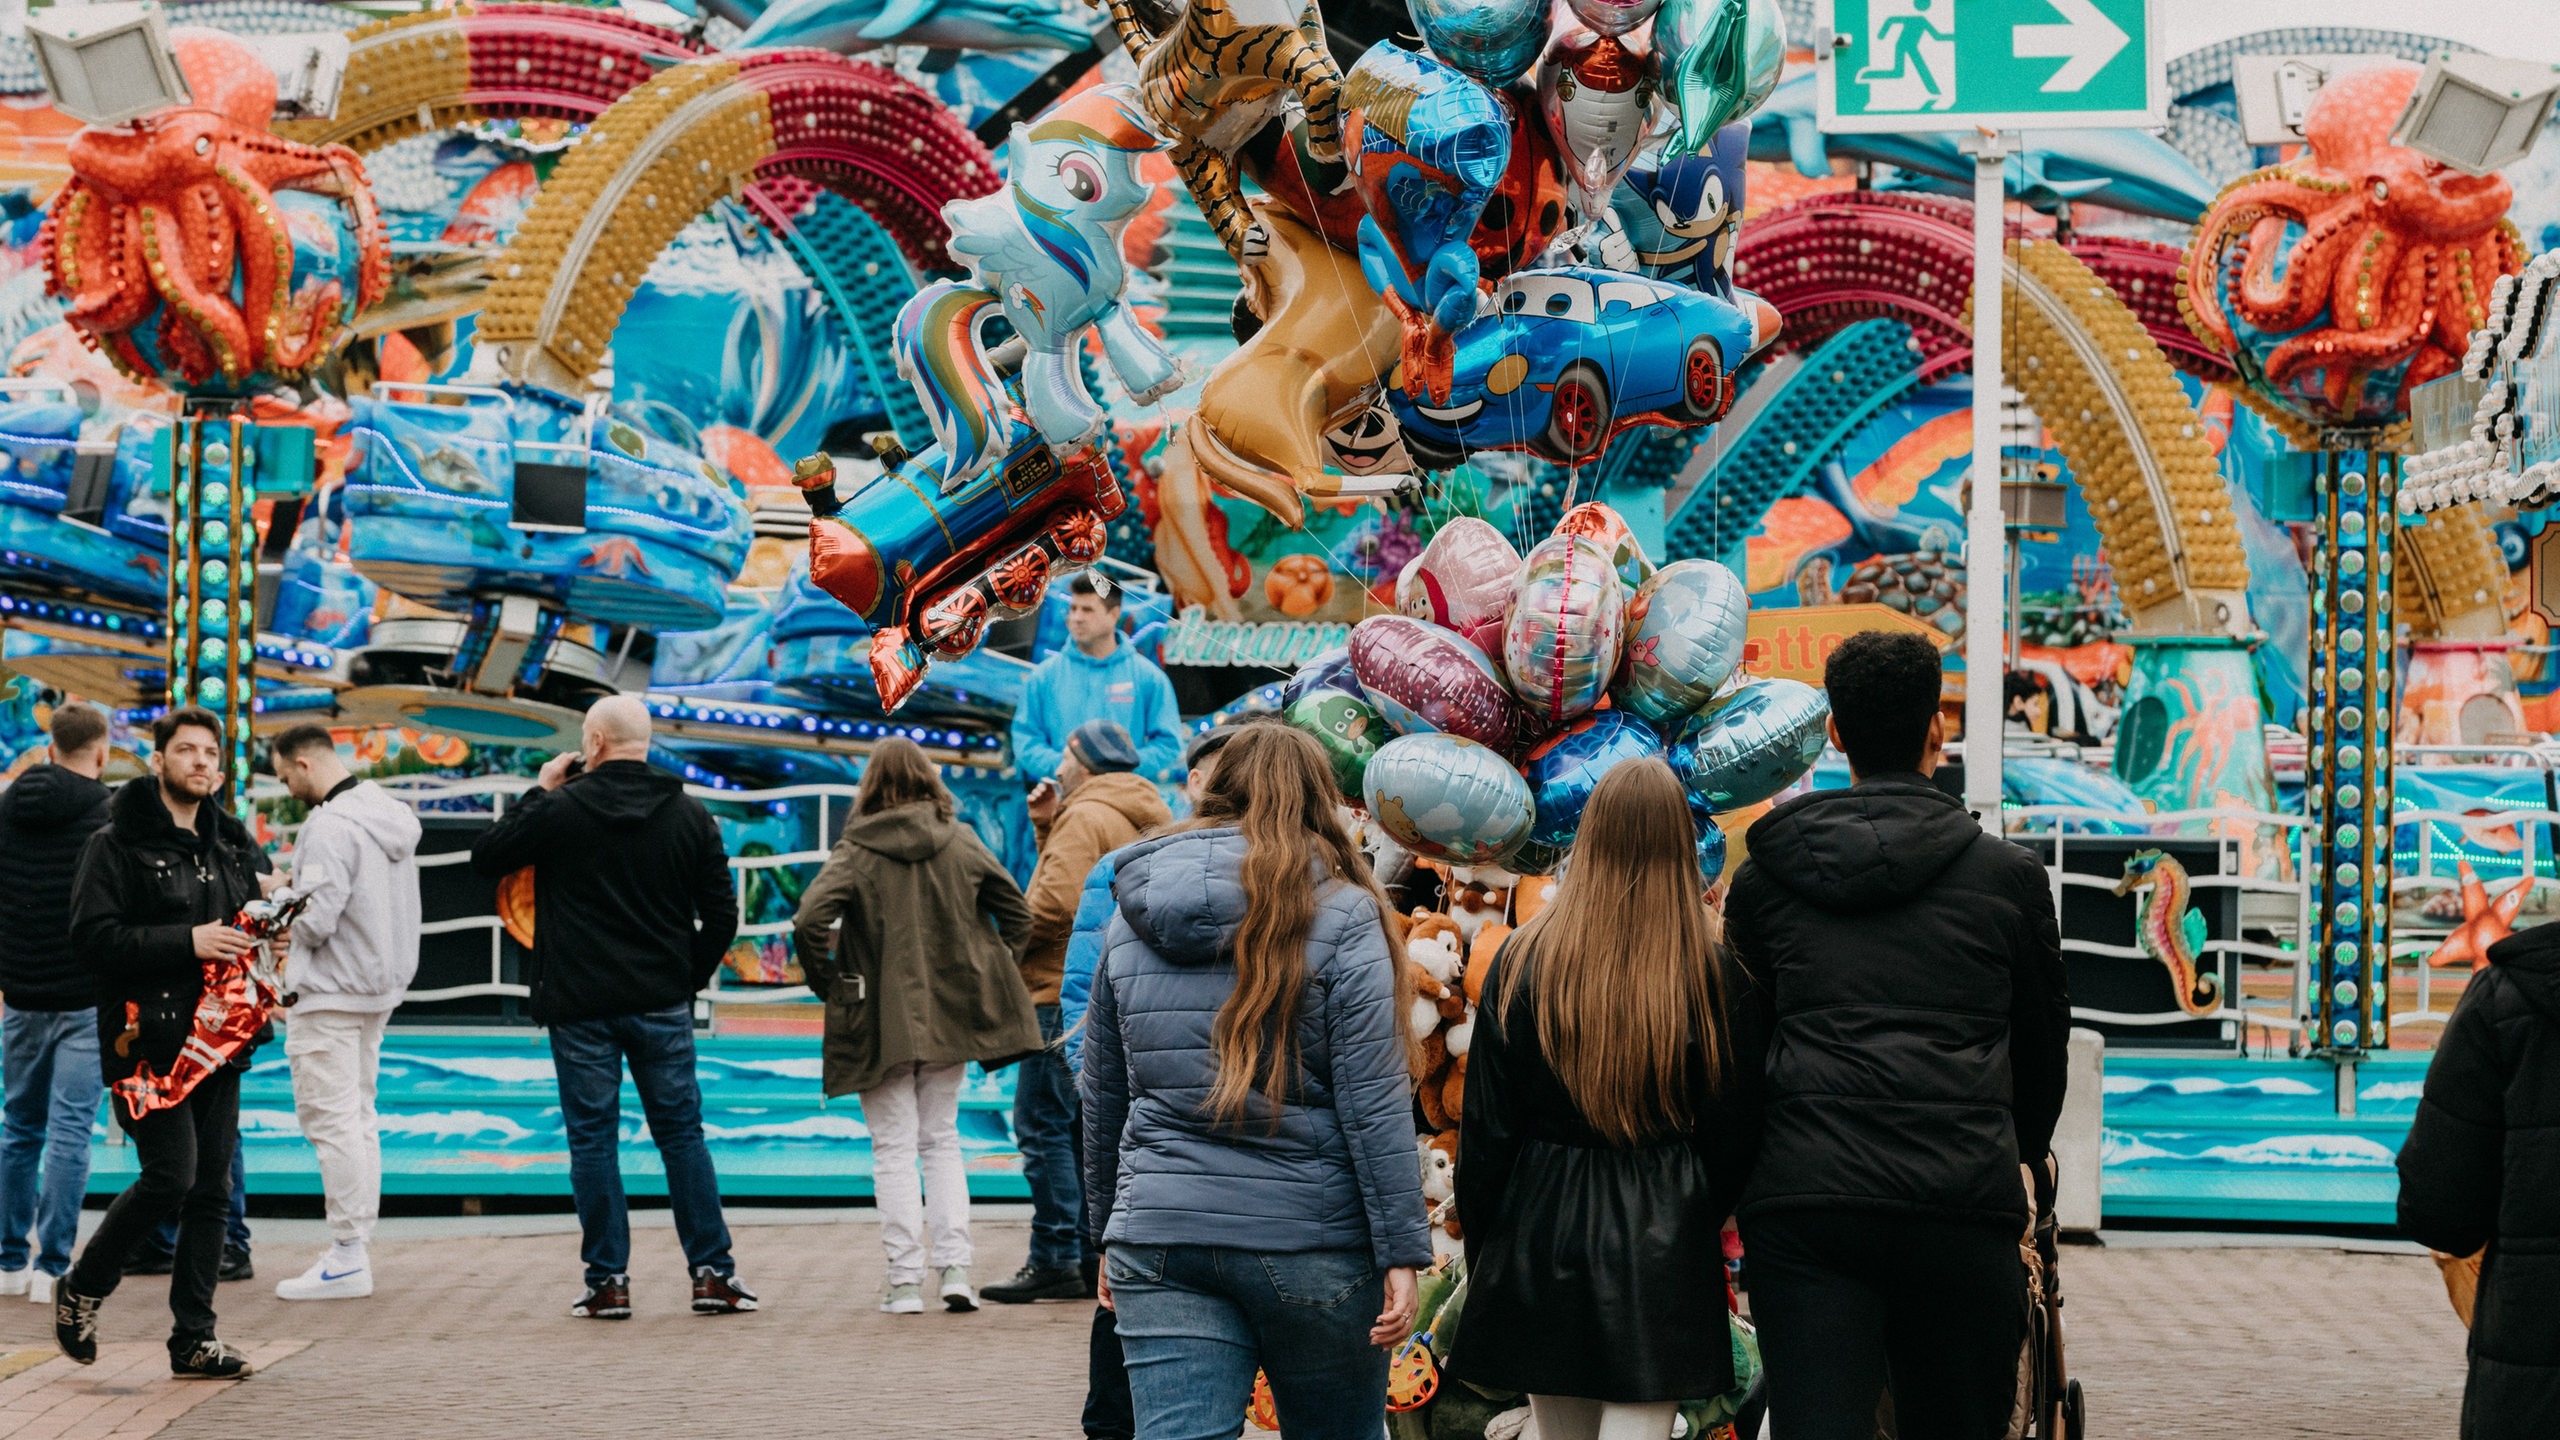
[880,1282,925,1314]
[939,1265,976,1313]
[275,1247,374,1301]
[26,1272,52,1305]
[0,1269,25,1297]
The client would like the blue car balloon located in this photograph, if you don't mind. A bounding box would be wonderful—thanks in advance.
[1387,265,1757,466]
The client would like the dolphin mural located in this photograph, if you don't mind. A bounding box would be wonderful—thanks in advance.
[735,0,1092,54]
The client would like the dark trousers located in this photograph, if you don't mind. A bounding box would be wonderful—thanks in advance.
[67,1066,242,1356]
[1076,1110,1133,1440]
[1744,1208,2028,1440]
[142,1143,249,1259]
[1015,1003,1084,1272]
[549,1004,735,1283]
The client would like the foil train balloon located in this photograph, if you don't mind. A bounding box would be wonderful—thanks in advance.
[907,83,1180,489]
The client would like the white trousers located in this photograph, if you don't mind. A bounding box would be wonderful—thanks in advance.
[1528,1395,1681,1440]
[284,1009,390,1247]
[862,1061,970,1284]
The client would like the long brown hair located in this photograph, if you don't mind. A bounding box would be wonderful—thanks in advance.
[854,737,954,823]
[1501,756,1728,1146]
[1181,725,1411,1127]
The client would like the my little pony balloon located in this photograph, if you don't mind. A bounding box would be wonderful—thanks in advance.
[1408,0,1553,88]
[909,84,1180,489]
[1523,709,1664,848]
[1670,677,1829,812]
[1364,732,1537,864]
[1566,0,1663,39]
[1504,533,1627,727]
[1397,517,1524,659]
[1352,614,1525,750]
[1537,30,1662,212]
[1615,558,1750,725]
[1654,0,1784,159]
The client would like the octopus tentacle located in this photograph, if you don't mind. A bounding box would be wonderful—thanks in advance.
[2230,206,2359,335]
[215,160,295,373]
[138,201,252,384]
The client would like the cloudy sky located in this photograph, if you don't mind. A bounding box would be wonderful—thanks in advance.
[2161,0,2560,64]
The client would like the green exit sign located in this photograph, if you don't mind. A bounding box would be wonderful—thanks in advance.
[1818,0,2163,133]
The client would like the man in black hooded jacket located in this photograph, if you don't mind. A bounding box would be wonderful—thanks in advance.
[472,695,751,1322]
[2397,922,2560,1440]
[1723,631,2069,1440]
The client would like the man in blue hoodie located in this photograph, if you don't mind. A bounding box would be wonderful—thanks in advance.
[1012,576,1184,786]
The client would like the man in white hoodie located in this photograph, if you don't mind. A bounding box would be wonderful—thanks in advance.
[269,726,422,1301]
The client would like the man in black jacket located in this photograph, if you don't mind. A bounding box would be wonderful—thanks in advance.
[0,703,112,1305]
[1723,631,2069,1440]
[472,694,753,1321]
[2397,922,2560,1440]
[54,707,263,1378]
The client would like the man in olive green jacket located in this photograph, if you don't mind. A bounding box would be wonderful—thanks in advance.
[984,721,1171,1304]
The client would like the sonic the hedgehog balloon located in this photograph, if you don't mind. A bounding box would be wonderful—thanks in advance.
[902,84,1181,491]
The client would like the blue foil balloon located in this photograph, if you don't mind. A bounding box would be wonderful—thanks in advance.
[1615,559,1750,725]
[1696,818,1729,882]
[1363,732,1536,864]
[1283,645,1368,707]
[1408,0,1554,88]
[1669,677,1830,811]
[1656,0,1784,159]
[1521,709,1664,848]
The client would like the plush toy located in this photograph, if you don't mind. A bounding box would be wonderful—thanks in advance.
[1418,1132,1455,1205]
[1427,1129,1464,1241]
[1466,920,1509,1007]
[1408,912,1468,1016]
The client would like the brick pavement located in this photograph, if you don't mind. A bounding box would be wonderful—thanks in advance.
[0,1222,2472,1439]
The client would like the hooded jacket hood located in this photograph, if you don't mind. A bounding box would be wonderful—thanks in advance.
[843,801,961,863]
[1744,774,1983,912]
[1114,828,1248,966]
[559,759,684,827]
[323,780,422,863]
[1,764,109,830]
[108,772,251,852]
[2485,922,2560,1022]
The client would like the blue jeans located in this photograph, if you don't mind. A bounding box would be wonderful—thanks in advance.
[1015,1003,1084,1271]
[549,1005,734,1283]
[1108,1244,1389,1440]
[0,1008,102,1277]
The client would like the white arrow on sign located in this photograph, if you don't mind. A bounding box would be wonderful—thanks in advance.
[2012,0,2130,93]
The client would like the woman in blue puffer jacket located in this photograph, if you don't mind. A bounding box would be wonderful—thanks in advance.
[1080,723,1431,1440]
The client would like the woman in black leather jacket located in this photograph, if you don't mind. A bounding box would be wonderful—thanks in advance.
[1451,757,1768,1440]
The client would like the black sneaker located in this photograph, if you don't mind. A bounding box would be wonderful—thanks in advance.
[571,1275,631,1319]
[171,1339,254,1379]
[123,1249,174,1277]
[692,1267,758,1315]
[52,1283,101,1365]
[979,1263,1088,1304]
[217,1245,253,1283]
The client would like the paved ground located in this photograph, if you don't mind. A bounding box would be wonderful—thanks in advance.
[0,1214,2471,1439]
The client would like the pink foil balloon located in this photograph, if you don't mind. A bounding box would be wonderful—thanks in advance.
[1503,533,1626,727]
[1351,614,1524,750]
[1396,517,1524,661]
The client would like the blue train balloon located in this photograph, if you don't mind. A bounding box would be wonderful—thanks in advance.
[1522,709,1664,849]
[1363,732,1537,864]
[1615,559,1750,725]
[1668,677,1829,811]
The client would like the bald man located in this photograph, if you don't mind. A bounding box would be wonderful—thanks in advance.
[473,695,752,1320]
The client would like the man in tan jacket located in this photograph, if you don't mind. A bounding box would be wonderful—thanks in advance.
[984,721,1171,1304]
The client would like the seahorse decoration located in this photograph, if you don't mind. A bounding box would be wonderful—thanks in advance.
[2114,848,2221,1017]
[1096,0,1344,260]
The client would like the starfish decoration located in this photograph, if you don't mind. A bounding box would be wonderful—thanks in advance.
[2424,861,2532,972]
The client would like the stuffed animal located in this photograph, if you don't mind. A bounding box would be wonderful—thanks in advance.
[1408,911,1468,1021]
[1427,1129,1463,1241]
[1447,880,1507,946]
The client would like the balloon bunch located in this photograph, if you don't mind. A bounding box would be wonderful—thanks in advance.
[1187,0,1787,514]
[1282,502,1830,878]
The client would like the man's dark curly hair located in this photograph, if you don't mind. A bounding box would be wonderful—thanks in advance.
[1823,630,1945,775]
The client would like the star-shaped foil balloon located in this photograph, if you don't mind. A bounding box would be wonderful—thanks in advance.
[2424,861,2532,973]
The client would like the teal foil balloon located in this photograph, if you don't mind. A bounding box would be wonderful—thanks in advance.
[1409,0,1555,87]
[1522,709,1664,848]
[1287,690,1388,801]
[1669,677,1829,811]
[1696,820,1729,883]
[1657,0,1784,158]
[1364,732,1537,864]
[1503,534,1627,729]
[1615,559,1750,725]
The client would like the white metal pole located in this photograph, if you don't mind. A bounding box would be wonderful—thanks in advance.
[1962,131,2009,834]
